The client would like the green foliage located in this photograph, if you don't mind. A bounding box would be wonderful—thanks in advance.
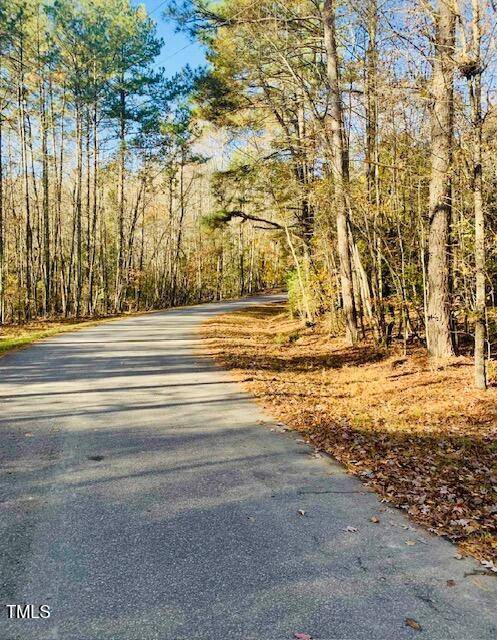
[193,71,243,125]
[201,209,235,230]
[286,268,320,322]
[286,270,300,318]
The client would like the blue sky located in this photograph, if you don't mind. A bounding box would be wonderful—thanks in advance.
[134,0,207,76]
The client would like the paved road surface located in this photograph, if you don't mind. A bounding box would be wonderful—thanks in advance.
[0,295,496,640]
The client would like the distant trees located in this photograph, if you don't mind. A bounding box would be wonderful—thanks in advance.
[0,0,283,323]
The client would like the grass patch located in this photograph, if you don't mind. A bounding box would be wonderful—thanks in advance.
[0,331,59,354]
[0,315,126,357]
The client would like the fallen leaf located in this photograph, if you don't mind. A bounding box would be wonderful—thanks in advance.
[480,559,497,572]
[204,304,497,565]
[447,579,456,587]
[405,540,417,546]
[405,618,422,631]
[370,516,380,523]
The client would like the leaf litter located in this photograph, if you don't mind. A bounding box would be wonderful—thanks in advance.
[201,303,497,563]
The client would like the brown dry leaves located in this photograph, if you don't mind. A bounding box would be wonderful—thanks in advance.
[201,303,497,563]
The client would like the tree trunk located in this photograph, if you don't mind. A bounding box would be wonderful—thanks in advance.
[171,151,186,306]
[468,0,486,389]
[322,0,358,344]
[40,77,50,316]
[0,111,4,324]
[75,106,83,316]
[426,0,455,358]
[364,0,384,341]
[115,81,126,312]
[88,98,99,315]
[19,58,33,320]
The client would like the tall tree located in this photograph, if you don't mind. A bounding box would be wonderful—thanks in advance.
[322,0,358,344]
[426,0,456,358]
[105,1,161,311]
[458,0,487,388]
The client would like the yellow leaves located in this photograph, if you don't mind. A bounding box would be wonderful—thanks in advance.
[405,618,422,631]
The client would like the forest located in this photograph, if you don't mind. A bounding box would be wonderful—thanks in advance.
[1,0,497,390]
[0,0,284,327]
[1,0,497,621]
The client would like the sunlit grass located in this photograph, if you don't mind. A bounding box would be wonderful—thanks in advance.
[0,330,61,354]
[0,316,123,357]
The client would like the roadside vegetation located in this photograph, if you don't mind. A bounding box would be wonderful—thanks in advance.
[202,303,497,566]
[172,0,497,392]
[0,315,125,355]
[2,0,497,392]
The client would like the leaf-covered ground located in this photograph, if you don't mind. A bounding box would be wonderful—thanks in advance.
[201,302,497,565]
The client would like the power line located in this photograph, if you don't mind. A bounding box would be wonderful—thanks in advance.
[148,0,170,17]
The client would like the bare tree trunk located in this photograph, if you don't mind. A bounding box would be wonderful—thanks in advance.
[115,80,126,312]
[364,0,385,341]
[75,106,83,316]
[171,151,186,306]
[88,98,99,315]
[18,54,33,320]
[467,0,486,388]
[323,0,358,344]
[0,106,4,324]
[365,0,378,209]
[427,0,455,358]
[40,77,50,316]
[0,111,4,325]
[52,80,66,315]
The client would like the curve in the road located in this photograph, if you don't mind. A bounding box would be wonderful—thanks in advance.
[0,295,496,640]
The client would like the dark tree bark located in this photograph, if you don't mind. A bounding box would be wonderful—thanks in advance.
[40,77,50,315]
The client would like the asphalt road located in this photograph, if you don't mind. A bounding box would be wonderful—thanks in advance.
[0,295,496,640]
